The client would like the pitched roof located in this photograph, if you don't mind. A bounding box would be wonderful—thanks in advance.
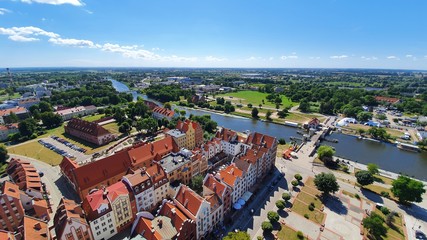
[81,188,110,220]
[215,128,238,142]
[133,217,162,240]
[375,96,400,104]
[21,216,49,240]
[205,193,222,212]
[158,202,189,233]
[6,158,42,191]
[204,174,226,197]
[106,182,129,202]
[0,230,16,240]
[65,118,112,137]
[153,106,175,118]
[218,164,243,188]
[1,181,21,199]
[146,163,168,186]
[0,107,28,117]
[0,123,18,131]
[176,119,201,133]
[54,198,87,239]
[246,132,276,148]
[174,185,204,217]
[124,168,151,187]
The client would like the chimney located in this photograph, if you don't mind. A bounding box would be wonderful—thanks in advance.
[171,208,176,215]
[158,219,163,228]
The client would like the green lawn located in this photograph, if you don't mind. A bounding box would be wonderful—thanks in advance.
[277,225,307,240]
[363,209,406,240]
[82,114,106,122]
[291,200,325,224]
[215,90,296,108]
[297,191,322,209]
[362,184,396,201]
[0,162,7,175]
[0,93,21,101]
[8,141,63,165]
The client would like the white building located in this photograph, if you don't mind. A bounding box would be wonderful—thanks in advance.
[122,168,155,212]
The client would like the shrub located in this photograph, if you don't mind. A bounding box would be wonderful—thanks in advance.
[267,211,280,223]
[282,193,291,201]
[261,221,273,232]
[294,174,303,181]
[385,212,395,226]
[380,206,390,215]
[276,200,286,210]
[380,191,390,198]
[297,231,304,239]
[291,180,299,187]
[278,138,286,145]
[308,205,315,211]
[257,236,263,240]
[304,214,309,219]
[341,165,349,173]
[355,193,360,199]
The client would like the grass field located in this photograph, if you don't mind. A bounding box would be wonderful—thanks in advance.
[215,90,296,108]
[82,114,106,122]
[0,93,20,101]
[297,191,322,209]
[362,184,396,201]
[8,141,63,165]
[363,209,406,240]
[277,225,307,240]
[291,199,325,224]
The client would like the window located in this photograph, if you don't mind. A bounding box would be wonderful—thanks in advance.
[110,229,115,234]
[96,231,101,236]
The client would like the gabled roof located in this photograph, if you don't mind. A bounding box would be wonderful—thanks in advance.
[204,174,226,197]
[81,188,110,220]
[1,181,21,199]
[218,164,243,188]
[0,230,15,240]
[246,132,276,148]
[0,107,28,117]
[54,198,87,239]
[176,119,201,133]
[236,148,264,166]
[65,118,112,137]
[205,193,222,212]
[134,217,162,240]
[174,185,204,217]
[215,128,238,142]
[0,123,18,131]
[21,216,49,240]
[7,158,42,191]
[158,202,189,233]
[106,182,129,202]
[146,163,168,186]
[123,168,151,187]
[153,106,175,118]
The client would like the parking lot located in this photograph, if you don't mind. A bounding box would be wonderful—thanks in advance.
[38,137,90,163]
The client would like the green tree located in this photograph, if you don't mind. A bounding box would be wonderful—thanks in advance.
[298,99,310,112]
[267,211,280,223]
[282,192,291,201]
[367,163,379,175]
[222,231,250,240]
[189,175,204,195]
[317,145,335,161]
[119,122,132,134]
[356,111,373,122]
[8,112,19,123]
[314,172,340,196]
[40,112,63,129]
[391,175,426,203]
[164,102,172,110]
[355,170,374,186]
[266,110,272,121]
[275,200,286,210]
[38,101,53,113]
[362,212,387,239]
[294,174,303,181]
[261,221,273,232]
[140,117,158,135]
[277,108,289,118]
[278,138,286,145]
[251,107,259,118]
[0,145,8,163]
[18,118,37,137]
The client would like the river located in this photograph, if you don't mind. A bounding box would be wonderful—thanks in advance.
[109,78,427,180]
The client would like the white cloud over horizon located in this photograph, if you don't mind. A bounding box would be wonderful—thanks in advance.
[0,8,12,15]
[330,55,348,59]
[387,56,399,60]
[205,56,227,62]
[21,0,84,6]
[280,55,298,60]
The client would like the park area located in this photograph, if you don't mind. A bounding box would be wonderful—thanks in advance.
[215,90,296,109]
[7,114,121,165]
[291,177,326,225]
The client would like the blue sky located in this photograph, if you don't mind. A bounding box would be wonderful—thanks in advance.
[1,0,427,69]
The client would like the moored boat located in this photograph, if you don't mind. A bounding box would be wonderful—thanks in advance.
[395,141,420,152]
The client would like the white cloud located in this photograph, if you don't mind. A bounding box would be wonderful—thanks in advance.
[280,55,298,60]
[361,56,378,61]
[0,8,12,15]
[309,56,320,60]
[245,56,257,61]
[84,9,93,14]
[268,57,274,61]
[205,56,227,62]
[41,18,46,21]
[405,54,413,58]
[9,35,39,42]
[330,55,348,59]
[21,0,84,6]
[0,26,59,42]
[48,37,97,48]
[387,56,399,60]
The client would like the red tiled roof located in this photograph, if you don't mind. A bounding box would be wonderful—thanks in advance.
[65,118,111,137]
[0,107,28,117]
[21,216,49,240]
[174,185,203,217]
[215,128,238,142]
[375,96,400,104]
[106,182,129,202]
[205,193,221,212]
[6,158,42,191]
[0,230,15,240]
[82,188,110,220]
[153,106,175,118]
[246,132,276,148]
[1,181,21,199]
[146,163,168,186]
[134,217,162,240]
[0,123,18,131]
[218,164,242,188]
[204,174,226,197]
[158,202,189,233]
[54,198,87,239]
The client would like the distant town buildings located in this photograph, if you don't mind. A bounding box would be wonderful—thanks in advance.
[0,123,19,141]
[0,107,30,124]
[375,96,401,105]
[152,106,177,121]
[55,105,97,121]
[64,118,116,146]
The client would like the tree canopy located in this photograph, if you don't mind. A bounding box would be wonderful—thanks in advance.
[317,145,335,161]
[362,212,387,239]
[0,145,8,163]
[314,172,340,195]
[222,231,250,240]
[251,107,259,118]
[367,163,379,175]
[391,175,426,203]
[355,170,374,186]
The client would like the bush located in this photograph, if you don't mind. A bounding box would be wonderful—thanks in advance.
[380,206,390,215]
[282,193,291,201]
[267,211,280,223]
[308,205,314,211]
[297,231,304,239]
[261,221,273,232]
[291,180,299,187]
[278,138,286,145]
[385,212,396,226]
[257,236,263,240]
[341,165,349,173]
[380,191,390,198]
[304,214,309,219]
[355,193,360,199]
[276,200,286,210]
[294,174,303,181]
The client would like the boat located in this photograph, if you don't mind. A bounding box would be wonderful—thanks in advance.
[395,141,420,152]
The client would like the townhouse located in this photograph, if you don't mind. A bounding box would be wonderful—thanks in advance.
[122,168,155,212]
[215,128,249,156]
[64,118,116,146]
[53,198,93,240]
[0,123,19,141]
[217,164,244,204]
[203,174,232,216]
[175,119,204,149]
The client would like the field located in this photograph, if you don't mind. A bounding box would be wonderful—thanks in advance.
[0,93,20,101]
[82,114,106,122]
[363,209,406,240]
[277,225,307,240]
[291,200,325,224]
[8,141,63,165]
[215,90,296,108]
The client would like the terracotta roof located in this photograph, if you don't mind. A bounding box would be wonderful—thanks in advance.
[124,168,151,187]
[237,148,264,165]
[215,128,238,142]
[20,216,49,240]
[158,202,189,233]
[146,163,168,187]
[204,174,226,197]
[0,230,16,240]
[6,158,42,191]
[134,217,162,240]
[218,164,243,188]
[205,193,222,212]
[106,182,129,202]
[54,198,87,239]
[32,199,50,220]
[0,123,18,131]
[0,107,28,117]
[128,136,178,166]
[1,181,21,199]
[176,119,201,133]
[174,185,204,217]
[153,106,175,118]
[65,118,111,137]
[81,188,110,220]
[246,132,276,148]
[55,106,86,116]
[18,97,39,104]
[375,96,400,104]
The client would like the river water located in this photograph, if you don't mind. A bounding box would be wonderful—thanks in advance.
[110,78,427,180]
